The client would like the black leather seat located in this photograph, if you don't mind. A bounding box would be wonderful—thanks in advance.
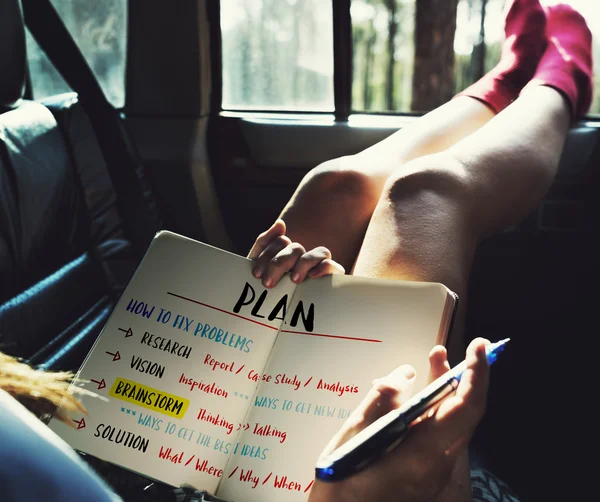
[0,0,158,372]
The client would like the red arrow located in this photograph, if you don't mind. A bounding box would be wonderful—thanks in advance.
[119,327,133,338]
[105,351,121,362]
[91,378,106,390]
[72,417,86,430]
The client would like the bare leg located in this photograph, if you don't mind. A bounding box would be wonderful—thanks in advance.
[351,85,568,502]
[278,98,494,271]
[353,86,570,360]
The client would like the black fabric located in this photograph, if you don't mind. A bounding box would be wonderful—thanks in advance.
[0,252,106,361]
[21,0,162,258]
[0,0,26,111]
[471,468,520,502]
[0,101,90,304]
[0,69,112,372]
[0,237,138,371]
[42,93,127,247]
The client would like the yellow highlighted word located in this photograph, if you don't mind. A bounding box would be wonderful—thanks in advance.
[109,377,189,419]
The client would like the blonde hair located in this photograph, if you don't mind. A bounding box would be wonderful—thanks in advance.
[0,352,90,424]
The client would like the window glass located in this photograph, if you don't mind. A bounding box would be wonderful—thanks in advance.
[25,29,71,98]
[26,0,127,107]
[351,0,415,113]
[352,0,599,116]
[454,0,505,97]
[221,0,335,111]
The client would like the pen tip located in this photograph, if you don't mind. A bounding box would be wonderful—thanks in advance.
[485,338,510,365]
[494,338,510,349]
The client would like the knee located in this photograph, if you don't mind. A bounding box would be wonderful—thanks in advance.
[381,153,472,211]
[301,157,381,207]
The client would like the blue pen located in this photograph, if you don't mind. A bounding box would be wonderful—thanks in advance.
[315,338,510,482]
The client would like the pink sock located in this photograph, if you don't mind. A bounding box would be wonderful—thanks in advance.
[455,0,547,113]
[522,4,594,120]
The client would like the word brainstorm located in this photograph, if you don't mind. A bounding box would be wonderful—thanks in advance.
[109,377,189,419]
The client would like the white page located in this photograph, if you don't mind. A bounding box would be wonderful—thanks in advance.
[216,274,452,502]
[49,231,297,490]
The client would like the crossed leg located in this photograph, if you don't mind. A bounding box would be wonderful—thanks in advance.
[353,85,570,361]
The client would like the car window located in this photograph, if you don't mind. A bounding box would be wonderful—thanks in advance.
[25,0,127,107]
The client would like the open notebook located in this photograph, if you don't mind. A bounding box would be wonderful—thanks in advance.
[49,230,457,502]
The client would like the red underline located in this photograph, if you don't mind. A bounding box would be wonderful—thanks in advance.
[167,291,382,343]
[280,329,381,343]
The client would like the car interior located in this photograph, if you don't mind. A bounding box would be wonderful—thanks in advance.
[0,0,598,500]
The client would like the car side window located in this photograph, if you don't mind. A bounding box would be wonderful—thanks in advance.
[25,0,127,107]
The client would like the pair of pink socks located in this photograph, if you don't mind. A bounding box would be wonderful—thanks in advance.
[457,0,593,119]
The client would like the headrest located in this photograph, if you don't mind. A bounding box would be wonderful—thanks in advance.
[0,0,26,111]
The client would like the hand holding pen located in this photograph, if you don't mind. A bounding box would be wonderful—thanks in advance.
[308,338,503,502]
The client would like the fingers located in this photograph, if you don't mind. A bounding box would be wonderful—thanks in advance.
[289,247,332,283]
[262,241,307,287]
[433,338,490,453]
[453,337,491,409]
[318,365,416,457]
[400,338,491,464]
[432,338,490,459]
[255,244,345,288]
[306,258,345,280]
[435,338,490,422]
[249,221,344,287]
[251,235,294,286]
[428,345,451,381]
[247,219,286,260]
[276,245,346,285]
[361,365,416,424]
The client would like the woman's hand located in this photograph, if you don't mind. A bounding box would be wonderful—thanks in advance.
[308,337,491,502]
[248,219,345,288]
